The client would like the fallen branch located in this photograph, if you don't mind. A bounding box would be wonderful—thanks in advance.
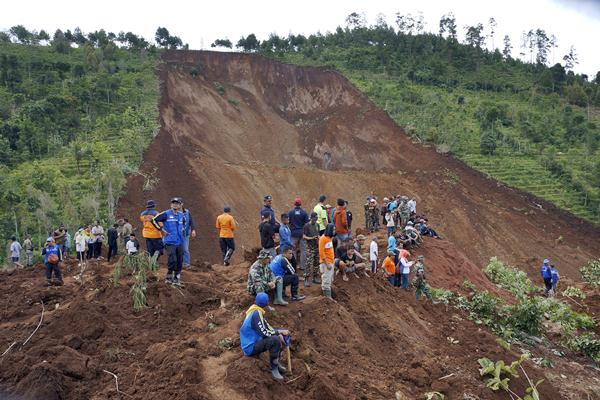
[21,300,45,349]
[103,369,132,397]
[564,294,585,309]
[1,341,17,357]
[286,375,302,384]
[438,373,455,380]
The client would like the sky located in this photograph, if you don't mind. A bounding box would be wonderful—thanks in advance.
[2,0,600,77]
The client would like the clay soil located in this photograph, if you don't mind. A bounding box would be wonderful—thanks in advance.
[2,51,600,399]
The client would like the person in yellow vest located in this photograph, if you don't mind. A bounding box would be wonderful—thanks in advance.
[140,200,163,259]
[216,206,237,266]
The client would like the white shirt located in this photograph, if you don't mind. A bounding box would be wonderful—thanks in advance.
[10,241,22,258]
[407,200,416,214]
[75,231,87,252]
[385,213,395,227]
[400,257,414,274]
[126,240,138,254]
[369,240,378,261]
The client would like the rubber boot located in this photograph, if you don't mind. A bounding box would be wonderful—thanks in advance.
[304,276,311,287]
[271,360,284,381]
[273,281,288,306]
[322,289,332,299]
[312,275,321,284]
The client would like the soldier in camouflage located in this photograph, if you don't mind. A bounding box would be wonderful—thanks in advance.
[303,212,321,286]
[247,249,277,296]
[399,195,410,227]
[413,255,432,301]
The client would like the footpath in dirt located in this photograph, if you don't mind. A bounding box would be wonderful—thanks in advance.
[1,236,599,400]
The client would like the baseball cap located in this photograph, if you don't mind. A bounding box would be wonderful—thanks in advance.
[257,249,271,259]
[264,195,272,201]
[310,212,318,219]
[294,197,302,206]
[543,258,550,264]
[356,234,366,240]
[146,200,156,208]
[224,206,231,212]
[170,197,183,204]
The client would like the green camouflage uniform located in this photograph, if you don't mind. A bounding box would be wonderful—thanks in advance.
[399,201,410,227]
[413,265,431,300]
[305,239,319,280]
[247,260,276,295]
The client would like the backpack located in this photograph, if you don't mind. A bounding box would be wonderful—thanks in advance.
[47,253,59,264]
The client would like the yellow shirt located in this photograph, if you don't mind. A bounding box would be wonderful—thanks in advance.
[313,203,328,231]
[215,213,236,238]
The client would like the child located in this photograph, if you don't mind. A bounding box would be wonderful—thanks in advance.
[126,233,140,255]
[550,265,560,295]
[369,237,379,273]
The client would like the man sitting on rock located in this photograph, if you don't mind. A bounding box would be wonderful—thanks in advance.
[247,249,277,299]
[240,293,290,381]
[270,246,305,304]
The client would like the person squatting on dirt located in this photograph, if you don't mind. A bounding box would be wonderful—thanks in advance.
[215,206,237,266]
[140,200,164,259]
[270,246,305,304]
[247,250,277,297]
[180,199,197,269]
[319,223,336,299]
[540,258,553,296]
[288,197,309,273]
[413,256,432,301]
[335,246,368,281]
[42,237,63,285]
[152,197,187,287]
[240,293,290,381]
[303,212,321,287]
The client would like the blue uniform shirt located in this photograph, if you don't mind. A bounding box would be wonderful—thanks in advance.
[153,209,185,246]
[288,207,309,238]
[279,224,292,249]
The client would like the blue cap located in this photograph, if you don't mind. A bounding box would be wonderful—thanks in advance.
[543,259,550,264]
[255,292,269,307]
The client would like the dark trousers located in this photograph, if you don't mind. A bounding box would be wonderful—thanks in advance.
[87,244,94,259]
[282,274,299,296]
[107,244,118,262]
[45,262,63,281]
[166,244,183,275]
[543,278,553,294]
[250,336,282,368]
[146,238,164,258]
[93,242,102,258]
[77,251,86,263]
[394,273,402,287]
[219,238,235,261]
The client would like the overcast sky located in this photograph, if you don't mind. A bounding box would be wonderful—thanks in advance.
[2,0,599,76]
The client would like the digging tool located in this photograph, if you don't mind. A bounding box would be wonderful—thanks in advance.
[283,335,292,374]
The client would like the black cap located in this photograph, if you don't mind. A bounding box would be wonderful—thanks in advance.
[146,200,156,208]
[224,206,231,212]
[310,212,318,219]
[319,194,327,202]
[264,195,272,201]
[170,197,183,204]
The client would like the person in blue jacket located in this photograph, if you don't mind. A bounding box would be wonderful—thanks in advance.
[270,246,305,305]
[152,197,186,287]
[240,293,290,381]
[540,258,553,296]
[180,199,197,270]
[550,265,560,295]
[42,237,63,285]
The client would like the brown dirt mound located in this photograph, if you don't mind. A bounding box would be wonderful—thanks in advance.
[119,50,599,280]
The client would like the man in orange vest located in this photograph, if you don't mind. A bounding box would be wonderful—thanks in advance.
[140,200,163,259]
[215,206,237,266]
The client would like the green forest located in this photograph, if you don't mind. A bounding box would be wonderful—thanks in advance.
[216,12,600,223]
[0,26,189,259]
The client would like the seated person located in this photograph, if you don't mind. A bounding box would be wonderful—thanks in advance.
[335,246,367,281]
[270,246,305,303]
[404,222,422,247]
[240,293,290,381]
[417,219,440,239]
[247,249,277,299]
[396,231,412,249]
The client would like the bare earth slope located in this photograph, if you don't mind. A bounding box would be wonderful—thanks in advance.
[120,50,600,277]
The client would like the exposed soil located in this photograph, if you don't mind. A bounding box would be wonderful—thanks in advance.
[2,50,600,399]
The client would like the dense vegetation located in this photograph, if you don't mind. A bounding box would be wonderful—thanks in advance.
[216,12,600,222]
[0,26,184,260]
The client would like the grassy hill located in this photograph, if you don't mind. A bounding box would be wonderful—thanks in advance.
[0,40,159,256]
[236,24,600,224]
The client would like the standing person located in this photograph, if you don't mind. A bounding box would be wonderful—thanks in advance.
[381,198,389,227]
[259,212,277,259]
[53,224,67,257]
[278,214,292,255]
[215,206,237,266]
[23,234,34,268]
[400,252,414,290]
[345,200,353,236]
[313,195,328,235]
[42,238,63,285]
[369,236,379,273]
[121,219,133,248]
[408,197,417,217]
[107,223,119,262]
[399,196,410,228]
[260,195,279,232]
[385,211,396,237]
[86,225,95,260]
[414,262,432,301]
[126,233,140,255]
[303,212,321,286]
[152,197,186,287]
[91,221,105,259]
[540,258,553,296]
[318,223,336,299]
[333,199,349,241]
[240,293,290,381]
[270,246,305,303]
[181,200,197,269]
[550,265,560,295]
[382,250,397,286]
[64,230,72,258]
[140,200,164,259]
[288,198,309,271]
[10,236,22,268]
[74,227,87,266]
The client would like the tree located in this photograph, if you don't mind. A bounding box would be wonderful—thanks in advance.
[396,13,424,35]
[465,23,485,48]
[549,34,558,64]
[480,130,497,155]
[593,71,600,85]
[0,32,11,43]
[73,27,87,46]
[488,17,497,50]
[236,34,260,52]
[502,35,512,59]
[345,12,366,30]
[534,29,550,65]
[37,30,50,43]
[439,13,457,40]
[52,29,71,54]
[9,25,32,44]
[155,27,171,48]
[211,38,232,49]
[563,45,578,71]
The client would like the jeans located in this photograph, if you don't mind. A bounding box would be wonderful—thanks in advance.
[282,274,299,296]
[387,226,396,237]
[401,273,410,289]
[45,262,63,281]
[387,276,396,286]
[182,234,190,266]
[336,233,349,242]
[107,244,118,262]
[290,236,306,270]
[250,336,282,368]
[219,238,235,262]
[394,273,402,287]
[166,244,184,275]
[93,242,102,258]
[370,260,377,273]
[146,238,163,258]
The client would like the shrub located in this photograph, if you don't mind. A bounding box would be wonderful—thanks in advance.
[504,297,544,336]
[483,257,536,298]
[566,332,600,362]
[561,286,586,299]
[580,259,600,288]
